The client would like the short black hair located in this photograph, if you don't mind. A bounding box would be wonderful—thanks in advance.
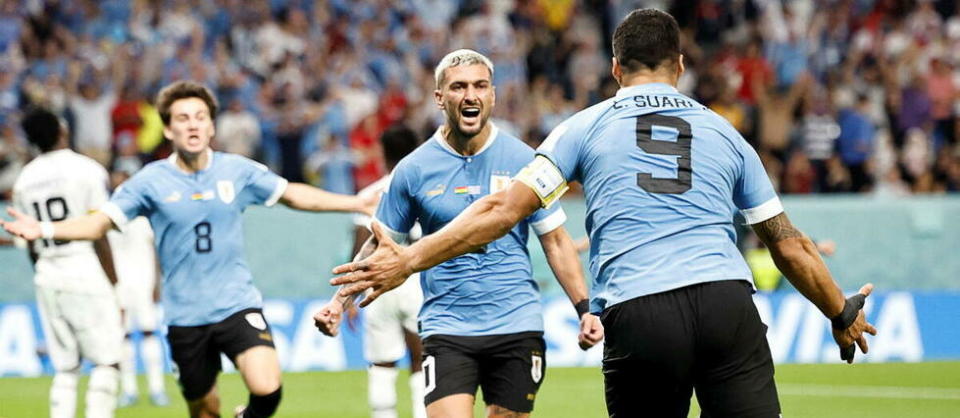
[612,9,681,73]
[380,125,420,168]
[20,107,62,152]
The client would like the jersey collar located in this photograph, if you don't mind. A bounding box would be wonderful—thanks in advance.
[167,148,214,173]
[433,122,499,158]
[615,83,679,99]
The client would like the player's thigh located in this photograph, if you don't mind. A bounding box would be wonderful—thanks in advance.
[35,286,80,371]
[600,292,697,418]
[477,333,545,414]
[694,281,780,418]
[364,292,407,363]
[212,308,280,394]
[64,292,124,365]
[167,323,221,401]
[425,393,475,418]
[422,335,481,408]
[234,346,281,395]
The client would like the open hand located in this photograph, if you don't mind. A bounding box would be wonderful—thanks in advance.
[1,207,41,241]
[330,223,413,307]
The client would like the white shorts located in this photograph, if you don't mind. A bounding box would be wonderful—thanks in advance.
[36,285,124,370]
[117,281,160,333]
[363,273,422,363]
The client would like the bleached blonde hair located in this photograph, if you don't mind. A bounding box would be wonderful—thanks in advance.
[434,49,495,89]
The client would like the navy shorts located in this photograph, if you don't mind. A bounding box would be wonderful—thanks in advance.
[601,280,780,418]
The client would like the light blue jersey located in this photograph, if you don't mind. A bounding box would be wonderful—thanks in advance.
[102,150,288,326]
[537,83,782,313]
[376,125,567,338]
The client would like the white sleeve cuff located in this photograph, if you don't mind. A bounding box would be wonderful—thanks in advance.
[352,213,371,228]
[371,218,408,243]
[99,202,130,232]
[531,208,567,235]
[740,197,784,225]
[264,178,289,207]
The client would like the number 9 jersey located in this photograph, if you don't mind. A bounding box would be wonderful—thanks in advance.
[12,149,113,294]
[101,150,288,326]
[535,83,783,314]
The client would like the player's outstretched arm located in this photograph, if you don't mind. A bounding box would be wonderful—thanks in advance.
[2,207,113,242]
[331,180,541,306]
[752,212,877,363]
[279,183,377,215]
[538,227,603,350]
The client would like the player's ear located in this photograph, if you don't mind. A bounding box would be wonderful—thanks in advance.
[434,89,443,109]
[677,54,685,79]
[162,126,173,142]
[611,57,622,86]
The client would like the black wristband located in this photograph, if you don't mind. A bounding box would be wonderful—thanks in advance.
[830,293,866,330]
[574,299,590,318]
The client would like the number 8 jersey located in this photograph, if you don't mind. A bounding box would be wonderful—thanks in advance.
[536,83,782,313]
[13,149,113,294]
[102,150,288,326]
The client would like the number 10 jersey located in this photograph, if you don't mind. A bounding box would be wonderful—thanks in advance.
[12,149,113,294]
[102,150,288,326]
[537,83,783,313]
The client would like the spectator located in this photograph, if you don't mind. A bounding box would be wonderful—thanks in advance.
[215,96,261,159]
[837,94,877,192]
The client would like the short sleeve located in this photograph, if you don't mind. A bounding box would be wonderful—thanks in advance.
[536,120,582,183]
[102,173,151,230]
[240,158,288,207]
[734,140,782,224]
[373,165,416,243]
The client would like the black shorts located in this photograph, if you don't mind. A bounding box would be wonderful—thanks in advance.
[601,280,780,418]
[421,331,546,413]
[167,308,276,400]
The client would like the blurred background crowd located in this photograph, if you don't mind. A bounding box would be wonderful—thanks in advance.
[0,0,957,200]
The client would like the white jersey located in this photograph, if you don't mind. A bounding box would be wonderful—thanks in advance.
[353,175,422,240]
[108,216,162,331]
[354,175,424,363]
[108,216,159,291]
[12,149,112,294]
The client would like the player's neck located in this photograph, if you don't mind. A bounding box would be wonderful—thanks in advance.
[441,123,492,156]
[174,148,210,173]
[618,71,679,90]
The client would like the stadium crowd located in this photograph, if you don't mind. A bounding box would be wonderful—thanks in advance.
[0,0,958,200]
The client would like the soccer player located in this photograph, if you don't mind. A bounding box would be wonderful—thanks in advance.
[12,107,124,418]
[2,81,374,418]
[330,11,878,418]
[318,125,427,418]
[317,50,604,418]
[107,199,169,407]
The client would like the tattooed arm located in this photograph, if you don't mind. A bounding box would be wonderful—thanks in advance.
[751,212,844,317]
[752,212,878,363]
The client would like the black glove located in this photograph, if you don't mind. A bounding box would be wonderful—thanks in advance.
[831,293,866,362]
